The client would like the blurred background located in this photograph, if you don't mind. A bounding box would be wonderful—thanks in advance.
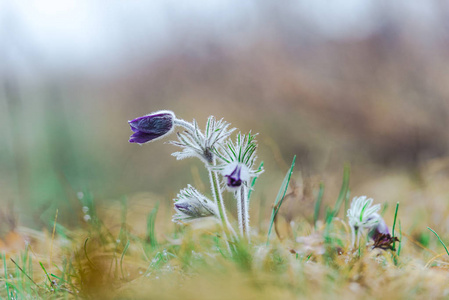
[1,1,449,236]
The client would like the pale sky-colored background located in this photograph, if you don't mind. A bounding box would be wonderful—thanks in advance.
[2,1,443,82]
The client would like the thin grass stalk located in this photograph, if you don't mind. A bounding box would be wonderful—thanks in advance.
[120,240,130,280]
[398,220,402,256]
[266,155,296,245]
[427,227,449,257]
[146,203,159,250]
[392,202,399,251]
[327,165,350,224]
[314,182,325,229]
[247,161,264,202]
[4,253,10,298]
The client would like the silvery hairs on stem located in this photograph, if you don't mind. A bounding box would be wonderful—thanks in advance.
[172,185,218,224]
[347,196,382,247]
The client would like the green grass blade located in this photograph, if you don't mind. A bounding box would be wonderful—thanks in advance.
[3,253,10,298]
[266,155,296,245]
[39,262,52,288]
[326,165,350,224]
[314,182,325,229]
[398,220,402,256]
[427,227,449,257]
[392,202,399,251]
[83,238,97,271]
[146,202,160,249]
[247,161,264,202]
[10,258,38,288]
[120,240,131,280]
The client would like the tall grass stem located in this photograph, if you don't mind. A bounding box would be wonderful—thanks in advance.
[392,202,399,251]
[314,182,325,229]
[427,227,449,257]
[266,155,296,245]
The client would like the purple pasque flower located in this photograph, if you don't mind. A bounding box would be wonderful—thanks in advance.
[215,132,263,190]
[368,216,399,250]
[222,162,250,189]
[128,110,175,144]
[369,215,389,238]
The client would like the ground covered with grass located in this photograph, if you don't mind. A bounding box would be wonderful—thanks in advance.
[2,158,449,300]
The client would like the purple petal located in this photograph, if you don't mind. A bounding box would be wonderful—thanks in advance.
[128,111,175,143]
[129,131,163,144]
[128,112,174,135]
[226,176,242,187]
[129,124,139,132]
[376,217,390,235]
[175,203,191,214]
[225,164,243,187]
[369,217,390,241]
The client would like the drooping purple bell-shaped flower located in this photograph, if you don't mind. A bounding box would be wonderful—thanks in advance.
[368,215,399,250]
[128,110,175,144]
[222,162,250,189]
[368,216,389,240]
[226,165,242,187]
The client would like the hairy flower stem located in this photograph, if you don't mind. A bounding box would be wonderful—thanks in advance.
[350,226,361,248]
[237,185,250,241]
[350,226,356,248]
[173,118,198,135]
[208,168,236,252]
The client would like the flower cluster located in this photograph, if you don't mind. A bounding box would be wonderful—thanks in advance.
[128,110,263,245]
[128,111,400,253]
[347,196,394,249]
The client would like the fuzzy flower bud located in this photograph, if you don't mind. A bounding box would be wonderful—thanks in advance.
[172,185,218,224]
[128,110,175,144]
